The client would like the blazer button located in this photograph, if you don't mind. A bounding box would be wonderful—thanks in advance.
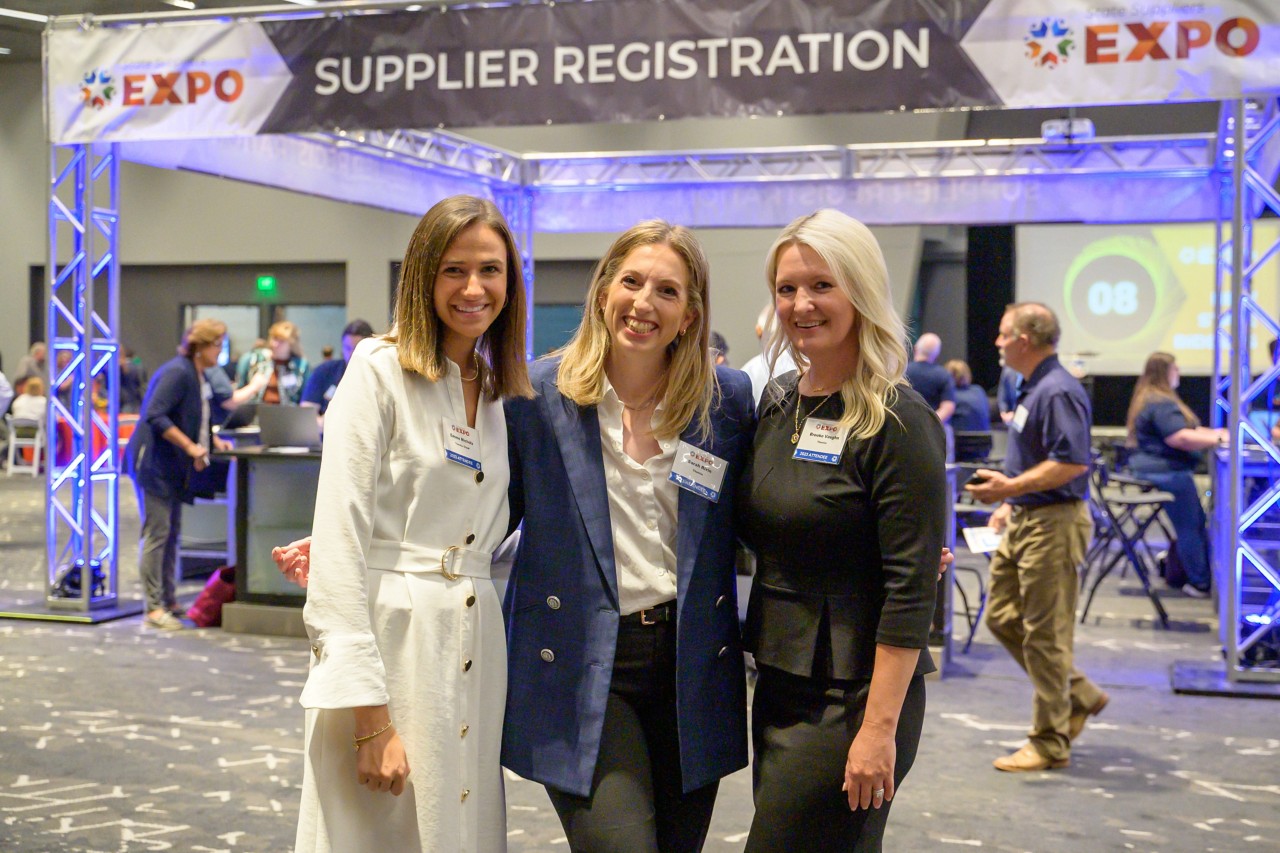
[460,724,469,738]
[461,789,470,802]
[465,533,476,544]
[463,659,473,672]
[475,471,484,484]
[540,649,555,663]
[715,595,726,608]
[465,594,476,608]
[546,595,561,610]
[717,646,729,658]
[311,645,320,657]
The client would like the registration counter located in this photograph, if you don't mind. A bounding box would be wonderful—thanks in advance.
[215,445,318,637]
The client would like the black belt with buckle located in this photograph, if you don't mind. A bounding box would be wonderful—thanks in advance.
[623,600,676,626]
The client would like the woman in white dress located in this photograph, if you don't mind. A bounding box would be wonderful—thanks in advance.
[292,195,532,853]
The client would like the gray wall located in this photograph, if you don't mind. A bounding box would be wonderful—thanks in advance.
[2,58,956,378]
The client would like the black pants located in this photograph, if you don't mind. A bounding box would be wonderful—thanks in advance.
[547,606,719,853]
[746,666,927,853]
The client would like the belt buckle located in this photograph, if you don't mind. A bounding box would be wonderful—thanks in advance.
[440,545,461,581]
[640,607,658,626]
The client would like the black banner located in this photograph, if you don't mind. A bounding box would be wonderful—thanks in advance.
[259,0,999,133]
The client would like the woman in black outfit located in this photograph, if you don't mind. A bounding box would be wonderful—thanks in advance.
[739,210,948,852]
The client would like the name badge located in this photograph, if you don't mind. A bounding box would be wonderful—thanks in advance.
[280,373,300,390]
[793,417,849,465]
[1011,404,1030,433]
[323,384,337,401]
[668,440,728,502]
[442,418,482,471]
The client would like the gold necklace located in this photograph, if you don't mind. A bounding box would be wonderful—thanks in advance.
[460,352,480,383]
[792,390,836,444]
[617,371,667,412]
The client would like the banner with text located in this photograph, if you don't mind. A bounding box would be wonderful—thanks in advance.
[47,0,1280,144]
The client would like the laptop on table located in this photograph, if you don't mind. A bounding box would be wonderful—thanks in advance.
[257,405,322,451]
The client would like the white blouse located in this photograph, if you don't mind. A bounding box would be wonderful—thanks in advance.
[597,377,678,615]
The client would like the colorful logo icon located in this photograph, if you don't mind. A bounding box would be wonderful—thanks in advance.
[1025,18,1073,68]
[80,69,115,109]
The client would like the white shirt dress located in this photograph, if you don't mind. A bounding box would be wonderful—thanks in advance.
[295,338,509,853]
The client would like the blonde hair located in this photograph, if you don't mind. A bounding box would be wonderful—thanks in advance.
[555,220,715,441]
[1126,351,1199,445]
[763,209,908,440]
[945,359,973,388]
[23,376,45,396]
[268,321,301,358]
[386,195,532,400]
[178,319,227,358]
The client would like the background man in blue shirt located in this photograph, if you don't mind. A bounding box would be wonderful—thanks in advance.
[966,303,1109,773]
[301,319,374,419]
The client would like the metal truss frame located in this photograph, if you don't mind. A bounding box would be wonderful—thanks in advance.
[45,143,122,613]
[1212,98,1280,683]
[524,134,1217,188]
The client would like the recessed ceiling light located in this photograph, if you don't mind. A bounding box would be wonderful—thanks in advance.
[279,0,320,6]
[0,47,10,55]
[164,0,197,9]
[0,8,49,23]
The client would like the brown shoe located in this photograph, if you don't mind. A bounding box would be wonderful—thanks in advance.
[1068,691,1110,741]
[993,743,1069,772]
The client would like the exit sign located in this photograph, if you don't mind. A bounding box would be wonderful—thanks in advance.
[256,274,277,293]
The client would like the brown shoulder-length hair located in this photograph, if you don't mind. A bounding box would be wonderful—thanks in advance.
[555,220,716,442]
[1126,351,1199,445]
[386,195,532,400]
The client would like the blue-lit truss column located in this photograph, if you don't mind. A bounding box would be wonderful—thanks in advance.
[1212,98,1280,683]
[46,143,121,612]
[496,187,536,361]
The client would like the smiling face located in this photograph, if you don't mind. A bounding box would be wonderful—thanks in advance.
[599,242,696,367]
[773,241,858,367]
[432,223,509,358]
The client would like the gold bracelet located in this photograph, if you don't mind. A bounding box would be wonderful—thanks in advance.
[353,720,394,752]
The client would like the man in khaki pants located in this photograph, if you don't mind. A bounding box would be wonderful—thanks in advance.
[966,302,1109,772]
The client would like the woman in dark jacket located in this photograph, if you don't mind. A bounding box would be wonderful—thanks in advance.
[739,210,947,852]
[125,319,229,630]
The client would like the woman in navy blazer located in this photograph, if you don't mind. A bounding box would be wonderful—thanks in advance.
[125,319,230,630]
[502,221,753,852]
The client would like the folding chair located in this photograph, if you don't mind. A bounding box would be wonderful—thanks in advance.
[1079,462,1173,627]
[5,414,45,477]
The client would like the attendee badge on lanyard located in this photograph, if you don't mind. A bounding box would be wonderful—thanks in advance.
[669,441,728,502]
[793,417,849,465]
[281,373,300,390]
[442,418,482,471]
[1011,404,1030,434]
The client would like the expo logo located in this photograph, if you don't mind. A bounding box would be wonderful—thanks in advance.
[121,69,245,106]
[1085,17,1259,63]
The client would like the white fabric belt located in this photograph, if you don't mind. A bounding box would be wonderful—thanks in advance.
[366,539,492,579]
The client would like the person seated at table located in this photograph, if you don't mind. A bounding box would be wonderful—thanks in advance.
[1125,352,1227,598]
[945,359,992,433]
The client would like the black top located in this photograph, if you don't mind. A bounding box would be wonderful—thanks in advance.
[904,361,956,410]
[1004,355,1092,507]
[738,377,946,681]
[1130,397,1199,472]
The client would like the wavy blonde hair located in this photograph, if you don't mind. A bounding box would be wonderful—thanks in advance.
[386,195,532,400]
[763,209,909,440]
[555,220,715,441]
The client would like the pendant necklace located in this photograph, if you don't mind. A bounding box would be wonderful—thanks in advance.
[792,389,837,444]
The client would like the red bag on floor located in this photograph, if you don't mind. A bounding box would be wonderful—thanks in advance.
[187,566,236,627]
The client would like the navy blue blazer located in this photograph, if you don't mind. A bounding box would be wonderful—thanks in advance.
[501,359,754,796]
[125,355,206,502]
